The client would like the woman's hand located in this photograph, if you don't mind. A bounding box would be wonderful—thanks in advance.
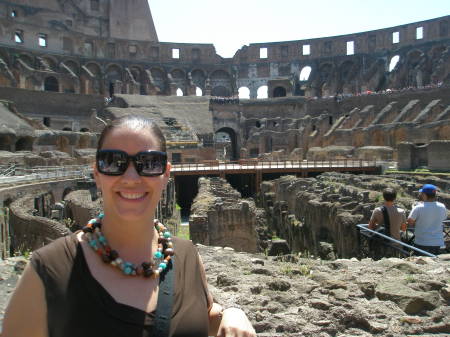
[217,307,256,337]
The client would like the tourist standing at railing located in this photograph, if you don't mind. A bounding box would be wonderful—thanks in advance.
[368,187,407,240]
[407,184,448,256]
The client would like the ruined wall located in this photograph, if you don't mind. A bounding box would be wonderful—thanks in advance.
[189,177,262,252]
[0,87,105,131]
[259,173,450,258]
[9,194,71,252]
[398,140,450,170]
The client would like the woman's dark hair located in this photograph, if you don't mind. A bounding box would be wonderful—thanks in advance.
[97,115,166,152]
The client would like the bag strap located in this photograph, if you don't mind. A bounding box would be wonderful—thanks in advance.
[151,257,174,337]
[381,205,391,237]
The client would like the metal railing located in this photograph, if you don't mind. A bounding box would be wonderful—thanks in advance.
[356,223,442,258]
[172,159,379,172]
[0,163,16,176]
[0,165,90,188]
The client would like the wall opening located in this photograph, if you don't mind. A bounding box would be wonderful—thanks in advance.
[389,55,400,72]
[176,88,183,96]
[195,87,202,96]
[172,48,180,59]
[257,85,268,99]
[215,127,238,160]
[392,31,400,44]
[273,86,286,97]
[44,76,59,92]
[109,82,114,97]
[260,47,268,59]
[211,86,230,97]
[238,86,250,99]
[302,44,310,56]
[11,10,17,17]
[38,34,47,47]
[299,66,312,81]
[346,41,354,55]
[43,117,51,127]
[416,26,423,39]
[281,46,288,57]
[15,137,33,151]
[14,30,24,44]
[329,116,333,125]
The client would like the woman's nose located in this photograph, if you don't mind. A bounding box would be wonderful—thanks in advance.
[121,162,141,181]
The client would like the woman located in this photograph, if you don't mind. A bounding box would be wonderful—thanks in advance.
[3,116,256,337]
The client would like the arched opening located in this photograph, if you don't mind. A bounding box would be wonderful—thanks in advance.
[80,127,89,132]
[211,86,230,97]
[109,82,114,97]
[15,137,33,151]
[0,135,13,151]
[238,86,250,99]
[215,127,238,160]
[389,55,400,72]
[299,66,312,81]
[195,87,202,96]
[257,85,268,99]
[44,76,59,92]
[176,88,184,96]
[273,86,286,97]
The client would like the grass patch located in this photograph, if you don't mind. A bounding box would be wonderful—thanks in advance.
[385,170,450,177]
[176,225,190,240]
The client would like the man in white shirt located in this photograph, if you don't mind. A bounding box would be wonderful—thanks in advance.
[407,184,448,255]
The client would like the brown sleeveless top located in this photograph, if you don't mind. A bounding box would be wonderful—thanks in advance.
[30,233,211,337]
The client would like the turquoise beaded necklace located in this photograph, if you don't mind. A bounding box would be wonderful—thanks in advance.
[82,214,174,278]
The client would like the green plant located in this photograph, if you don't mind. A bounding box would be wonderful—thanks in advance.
[176,225,190,240]
[280,264,294,276]
[175,203,182,211]
[298,264,311,276]
[405,274,416,283]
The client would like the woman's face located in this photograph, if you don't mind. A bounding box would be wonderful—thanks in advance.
[94,126,170,223]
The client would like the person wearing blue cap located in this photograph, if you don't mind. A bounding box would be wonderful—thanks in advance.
[407,184,448,255]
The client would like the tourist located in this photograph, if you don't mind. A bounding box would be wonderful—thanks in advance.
[407,184,448,255]
[368,187,407,240]
[3,115,256,337]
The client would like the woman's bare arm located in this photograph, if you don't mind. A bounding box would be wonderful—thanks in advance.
[2,263,47,337]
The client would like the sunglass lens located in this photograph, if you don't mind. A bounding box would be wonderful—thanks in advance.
[138,153,166,175]
[98,151,127,174]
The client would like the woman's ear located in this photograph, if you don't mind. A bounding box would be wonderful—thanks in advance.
[164,162,172,178]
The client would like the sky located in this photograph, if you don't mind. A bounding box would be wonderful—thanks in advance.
[149,0,450,58]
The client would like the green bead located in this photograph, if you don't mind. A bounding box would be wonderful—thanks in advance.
[154,251,163,259]
[163,231,171,238]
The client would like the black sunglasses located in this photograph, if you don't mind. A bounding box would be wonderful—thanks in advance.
[96,149,167,176]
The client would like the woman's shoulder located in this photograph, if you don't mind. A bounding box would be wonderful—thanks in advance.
[31,232,79,267]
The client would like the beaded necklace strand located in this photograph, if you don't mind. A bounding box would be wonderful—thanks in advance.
[82,214,174,278]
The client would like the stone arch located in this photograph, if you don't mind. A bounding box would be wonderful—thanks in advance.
[81,62,102,94]
[62,187,74,200]
[238,86,250,99]
[210,70,231,79]
[170,68,185,79]
[0,135,14,151]
[44,76,59,92]
[105,64,123,96]
[18,53,35,68]
[299,66,312,81]
[211,86,230,97]
[210,70,232,97]
[407,49,424,67]
[15,137,33,151]
[63,59,79,74]
[388,55,400,72]
[150,67,166,92]
[40,55,58,71]
[215,127,238,160]
[430,45,446,60]
[257,85,268,99]
[191,69,206,88]
[319,63,334,82]
[78,134,90,148]
[273,86,286,97]
[56,135,70,153]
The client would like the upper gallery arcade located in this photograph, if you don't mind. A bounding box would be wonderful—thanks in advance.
[0,0,449,99]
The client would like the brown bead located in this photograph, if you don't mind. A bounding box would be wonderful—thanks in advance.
[165,248,174,256]
[142,262,151,270]
[101,253,111,263]
[109,250,119,260]
[135,266,143,276]
[143,268,154,278]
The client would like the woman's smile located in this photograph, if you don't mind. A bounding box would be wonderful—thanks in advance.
[117,191,148,201]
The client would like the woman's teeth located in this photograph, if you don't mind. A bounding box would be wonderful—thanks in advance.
[119,192,146,200]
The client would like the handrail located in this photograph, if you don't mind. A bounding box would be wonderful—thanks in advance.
[356,224,437,258]
[171,159,379,171]
[0,163,16,176]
